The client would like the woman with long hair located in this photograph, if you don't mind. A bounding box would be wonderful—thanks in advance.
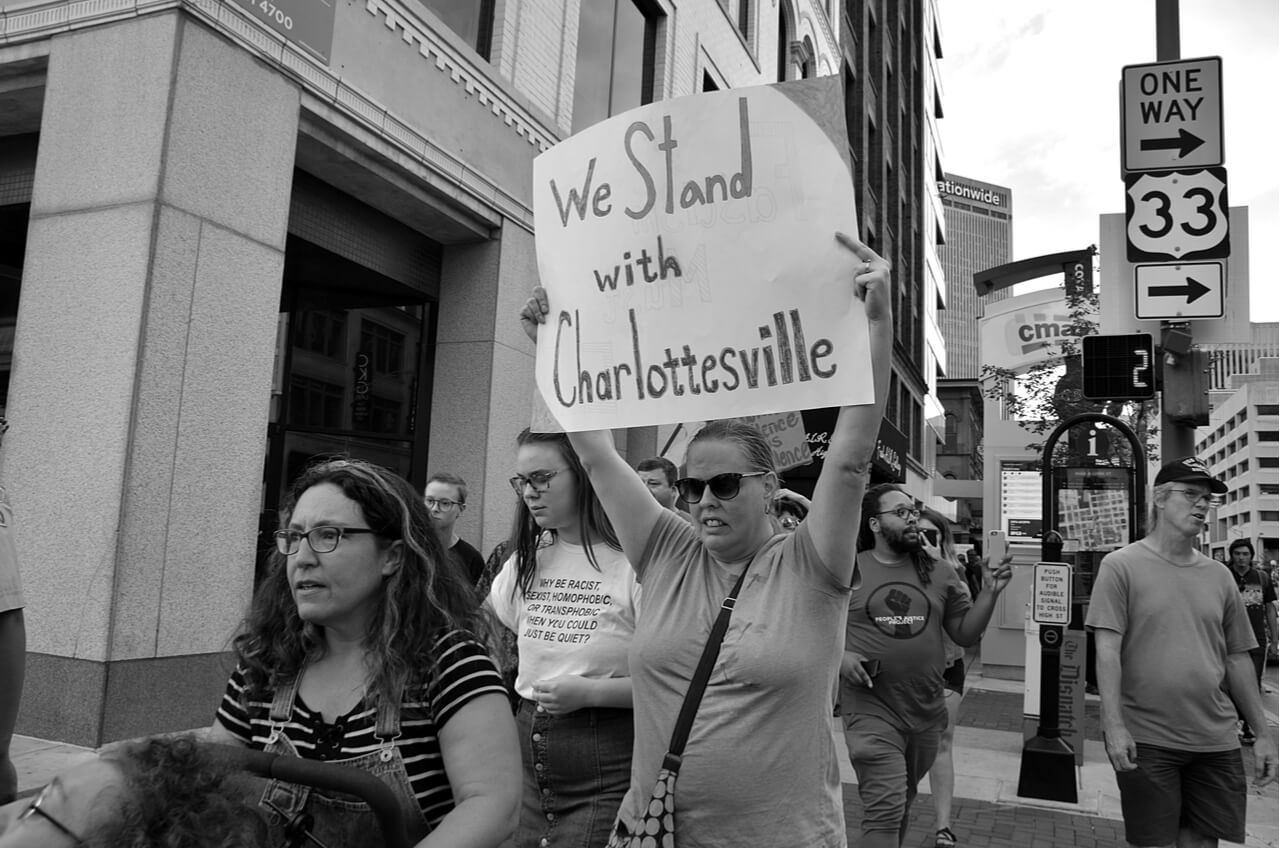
[209,458,520,848]
[486,428,640,848]
[517,230,893,846]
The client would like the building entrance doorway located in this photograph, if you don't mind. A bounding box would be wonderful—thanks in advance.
[256,235,437,584]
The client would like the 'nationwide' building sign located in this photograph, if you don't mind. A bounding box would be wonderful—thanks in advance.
[937,178,1009,210]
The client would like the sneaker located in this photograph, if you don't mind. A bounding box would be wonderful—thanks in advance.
[935,827,957,848]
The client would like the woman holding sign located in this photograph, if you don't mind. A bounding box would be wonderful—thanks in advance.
[486,429,641,848]
[519,231,892,847]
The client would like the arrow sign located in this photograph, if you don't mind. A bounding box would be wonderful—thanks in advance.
[1122,57,1223,172]
[1134,262,1224,321]
[1148,276,1210,303]
[1139,128,1205,159]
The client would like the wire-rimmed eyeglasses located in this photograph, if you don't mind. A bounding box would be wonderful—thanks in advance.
[1168,488,1221,509]
[424,497,461,510]
[18,779,85,844]
[274,526,378,556]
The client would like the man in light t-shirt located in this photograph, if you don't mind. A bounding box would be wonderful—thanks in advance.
[1087,456,1276,848]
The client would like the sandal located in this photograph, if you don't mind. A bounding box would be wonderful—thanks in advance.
[935,827,957,848]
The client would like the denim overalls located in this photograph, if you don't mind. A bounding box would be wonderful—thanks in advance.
[257,676,430,848]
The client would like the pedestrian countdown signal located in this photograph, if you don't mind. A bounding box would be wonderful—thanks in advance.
[1081,334,1155,401]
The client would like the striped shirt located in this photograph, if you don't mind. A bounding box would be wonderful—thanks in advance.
[216,630,507,826]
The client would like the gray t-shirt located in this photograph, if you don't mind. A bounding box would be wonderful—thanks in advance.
[842,551,971,730]
[1086,538,1257,751]
[620,510,850,848]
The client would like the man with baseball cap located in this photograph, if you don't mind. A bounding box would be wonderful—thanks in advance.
[1087,457,1274,848]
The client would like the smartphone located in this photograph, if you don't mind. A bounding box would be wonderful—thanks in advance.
[988,530,1009,565]
[860,659,882,679]
[922,528,939,547]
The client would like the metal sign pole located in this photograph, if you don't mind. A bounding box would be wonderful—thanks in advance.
[1017,413,1147,803]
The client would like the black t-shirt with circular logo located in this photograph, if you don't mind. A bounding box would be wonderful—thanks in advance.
[842,551,972,729]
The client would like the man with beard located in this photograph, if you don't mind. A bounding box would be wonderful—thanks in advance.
[841,483,1012,848]
[1087,458,1275,848]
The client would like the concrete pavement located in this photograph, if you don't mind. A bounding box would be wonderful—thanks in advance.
[9,672,1279,846]
[837,673,1280,848]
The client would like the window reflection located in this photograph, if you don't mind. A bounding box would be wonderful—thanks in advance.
[572,0,659,133]
[417,0,494,58]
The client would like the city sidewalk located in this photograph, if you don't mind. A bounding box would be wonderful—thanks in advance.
[10,673,1279,847]
[837,673,1280,848]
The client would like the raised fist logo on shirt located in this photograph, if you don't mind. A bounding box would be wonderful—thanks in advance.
[865,583,930,639]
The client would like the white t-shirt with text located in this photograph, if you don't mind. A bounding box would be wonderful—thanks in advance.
[488,538,639,701]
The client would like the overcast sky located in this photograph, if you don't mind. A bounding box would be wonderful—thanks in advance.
[937,0,1278,323]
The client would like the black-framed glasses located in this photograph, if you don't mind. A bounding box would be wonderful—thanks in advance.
[674,471,767,504]
[876,506,921,521]
[274,526,378,556]
[509,469,565,496]
[1169,488,1220,508]
[18,779,85,844]
[424,497,461,510]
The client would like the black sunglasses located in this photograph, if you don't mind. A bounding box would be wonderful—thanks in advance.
[674,471,767,504]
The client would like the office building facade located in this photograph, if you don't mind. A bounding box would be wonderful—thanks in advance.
[834,0,947,497]
[1198,356,1279,567]
[934,173,1012,543]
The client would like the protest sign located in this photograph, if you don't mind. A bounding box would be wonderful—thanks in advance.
[531,76,872,431]
[740,411,812,471]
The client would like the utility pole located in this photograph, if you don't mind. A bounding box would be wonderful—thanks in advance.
[1154,0,1199,462]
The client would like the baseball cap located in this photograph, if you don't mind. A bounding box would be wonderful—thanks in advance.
[1153,456,1227,494]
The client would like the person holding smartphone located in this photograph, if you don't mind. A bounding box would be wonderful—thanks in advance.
[917,508,973,848]
[841,486,1012,848]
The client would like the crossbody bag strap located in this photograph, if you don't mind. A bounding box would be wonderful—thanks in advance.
[662,535,784,768]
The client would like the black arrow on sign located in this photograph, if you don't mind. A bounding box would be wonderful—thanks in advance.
[1149,277,1210,303]
[1139,128,1205,158]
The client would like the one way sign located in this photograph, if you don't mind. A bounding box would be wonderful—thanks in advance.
[1122,57,1222,173]
[1135,262,1224,320]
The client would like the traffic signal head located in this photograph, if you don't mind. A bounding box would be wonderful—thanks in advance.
[1161,349,1211,426]
[1081,333,1156,402]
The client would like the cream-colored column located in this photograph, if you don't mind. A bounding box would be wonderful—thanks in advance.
[0,12,298,745]
[429,223,539,561]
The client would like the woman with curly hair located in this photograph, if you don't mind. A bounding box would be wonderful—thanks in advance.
[0,734,265,847]
[208,458,520,848]
[486,429,640,848]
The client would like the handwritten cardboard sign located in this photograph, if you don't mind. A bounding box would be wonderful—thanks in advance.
[531,76,872,431]
[740,411,812,471]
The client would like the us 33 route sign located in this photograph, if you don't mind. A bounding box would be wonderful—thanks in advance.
[1122,57,1222,173]
[1124,167,1229,262]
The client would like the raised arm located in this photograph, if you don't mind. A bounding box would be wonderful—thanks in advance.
[519,290,665,566]
[804,232,893,581]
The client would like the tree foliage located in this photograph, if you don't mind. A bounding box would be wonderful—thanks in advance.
[979,283,1160,471]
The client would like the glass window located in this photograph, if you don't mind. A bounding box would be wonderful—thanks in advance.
[295,309,346,358]
[288,376,345,429]
[572,0,659,133]
[416,0,494,58]
[360,320,406,376]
